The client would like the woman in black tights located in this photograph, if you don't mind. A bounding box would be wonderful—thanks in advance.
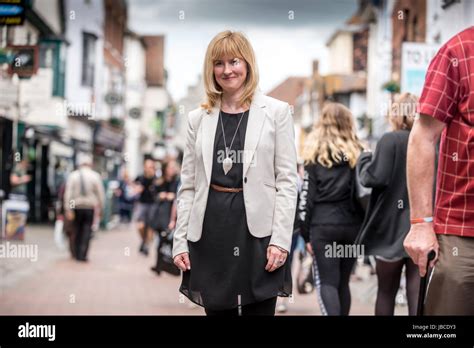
[299,103,365,315]
[355,93,420,315]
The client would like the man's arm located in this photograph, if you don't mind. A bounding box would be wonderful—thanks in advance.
[10,172,30,186]
[404,114,445,276]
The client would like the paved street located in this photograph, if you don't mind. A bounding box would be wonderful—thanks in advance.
[0,224,406,315]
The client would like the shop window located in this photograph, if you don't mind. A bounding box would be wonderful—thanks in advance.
[82,32,97,87]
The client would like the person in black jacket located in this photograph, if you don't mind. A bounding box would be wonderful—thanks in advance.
[151,159,180,274]
[299,102,364,315]
[356,93,420,315]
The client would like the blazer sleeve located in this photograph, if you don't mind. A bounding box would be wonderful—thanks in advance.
[269,104,298,252]
[298,165,316,243]
[358,133,396,189]
[172,112,198,258]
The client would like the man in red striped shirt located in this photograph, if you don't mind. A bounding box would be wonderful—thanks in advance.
[404,26,474,315]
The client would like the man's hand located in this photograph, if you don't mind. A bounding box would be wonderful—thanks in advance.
[403,223,439,277]
[174,252,191,272]
[168,220,176,230]
[265,245,288,272]
[305,242,314,255]
[23,174,32,183]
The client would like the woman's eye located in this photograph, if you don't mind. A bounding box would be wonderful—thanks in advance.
[214,61,222,66]
[232,59,240,65]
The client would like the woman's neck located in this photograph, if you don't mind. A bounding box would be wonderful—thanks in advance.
[221,89,247,113]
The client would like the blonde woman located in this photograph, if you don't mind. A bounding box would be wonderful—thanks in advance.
[298,102,364,315]
[356,93,420,315]
[172,30,297,316]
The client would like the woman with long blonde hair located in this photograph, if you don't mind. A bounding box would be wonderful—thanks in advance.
[298,102,364,315]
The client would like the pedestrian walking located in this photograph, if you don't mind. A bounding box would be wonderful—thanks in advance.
[151,159,180,275]
[63,153,105,262]
[134,158,158,256]
[404,27,474,315]
[172,30,297,316]
[115,168,138,223]
[356,93,420,315]
[9,158,31,199]
[299,102,365,316]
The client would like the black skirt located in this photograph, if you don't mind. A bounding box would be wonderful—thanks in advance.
[179,110,292,311]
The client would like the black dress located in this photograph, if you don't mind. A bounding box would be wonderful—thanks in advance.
[180,110,292,311]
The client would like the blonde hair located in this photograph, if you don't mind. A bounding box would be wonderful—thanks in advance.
[201,30,259,110]
[388,93,418,131]
[302,102,363,168]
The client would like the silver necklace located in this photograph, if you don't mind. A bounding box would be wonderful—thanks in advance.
[219,110,246,175]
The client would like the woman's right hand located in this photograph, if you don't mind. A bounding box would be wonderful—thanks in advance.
[174,252,191,272]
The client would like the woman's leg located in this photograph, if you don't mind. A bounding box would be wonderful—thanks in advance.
[204,297,277,316]
[204,307,238,316]
[339,257,356,315]
[312,239,342,315]
[375,258,404,315]
[242,297,277,316]
[404,258,420,316]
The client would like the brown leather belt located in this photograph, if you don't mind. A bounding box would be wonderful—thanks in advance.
[211,184,243,193]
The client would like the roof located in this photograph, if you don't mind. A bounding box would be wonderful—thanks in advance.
[267,77,309,107]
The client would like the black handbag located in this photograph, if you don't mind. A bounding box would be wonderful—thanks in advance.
[156,229,180,276]
[149,200,172,232]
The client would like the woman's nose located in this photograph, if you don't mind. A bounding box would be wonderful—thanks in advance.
[223,63,233,74]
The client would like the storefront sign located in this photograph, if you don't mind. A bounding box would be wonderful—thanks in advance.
[0,0,25,26]
[8,45,39,77]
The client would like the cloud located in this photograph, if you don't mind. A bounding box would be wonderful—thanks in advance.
[127,0,357,100]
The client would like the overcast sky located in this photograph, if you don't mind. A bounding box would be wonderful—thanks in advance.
[128,0,358,101]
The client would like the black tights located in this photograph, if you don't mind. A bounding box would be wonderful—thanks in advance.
[204,297,277,316]
[375,257,420,315]
[311,225,359,316]
[312,251,356,315]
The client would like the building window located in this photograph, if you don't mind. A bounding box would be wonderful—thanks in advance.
[82,32,97,87]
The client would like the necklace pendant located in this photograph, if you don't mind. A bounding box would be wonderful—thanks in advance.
[223,157,233,175]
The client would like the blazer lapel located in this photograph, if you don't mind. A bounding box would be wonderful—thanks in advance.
[243,92,266,177]
[201,107,219,184]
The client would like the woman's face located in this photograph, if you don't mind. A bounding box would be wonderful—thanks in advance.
[213,55,247,94]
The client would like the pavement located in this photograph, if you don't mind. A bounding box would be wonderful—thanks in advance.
[0,222,407,315]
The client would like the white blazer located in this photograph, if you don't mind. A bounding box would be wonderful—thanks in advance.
[172,90,298,258]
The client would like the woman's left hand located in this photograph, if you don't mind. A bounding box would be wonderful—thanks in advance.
[265,245,288,272]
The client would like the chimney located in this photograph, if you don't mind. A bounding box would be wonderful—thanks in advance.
[142,35,165,87]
